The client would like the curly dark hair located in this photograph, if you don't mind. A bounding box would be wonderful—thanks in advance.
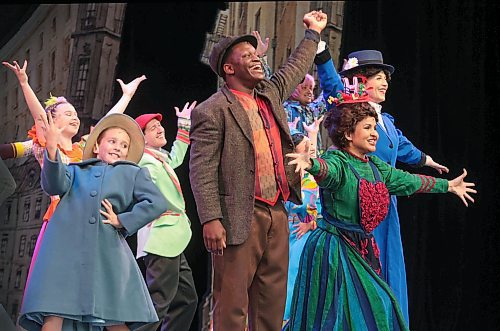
[323,102,378,149]
[342,66,392,82]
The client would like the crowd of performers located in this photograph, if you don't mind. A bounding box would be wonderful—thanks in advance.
[0,10,476,331]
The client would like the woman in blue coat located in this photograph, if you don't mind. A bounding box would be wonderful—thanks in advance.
[19,113,168,331]
[316,48,448,324]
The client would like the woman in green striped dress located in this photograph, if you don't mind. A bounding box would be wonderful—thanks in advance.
[284,92,476,330]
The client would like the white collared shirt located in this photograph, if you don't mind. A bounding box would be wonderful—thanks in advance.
[369,101,387,132]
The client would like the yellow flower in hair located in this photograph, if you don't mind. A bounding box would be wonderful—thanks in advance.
[44,93,68,110]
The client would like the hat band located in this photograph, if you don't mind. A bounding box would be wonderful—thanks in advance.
[358,59,385,65]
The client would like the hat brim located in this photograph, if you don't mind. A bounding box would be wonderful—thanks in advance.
[82,114,145,163]
[218,34,258,76]
[339,63,395,76]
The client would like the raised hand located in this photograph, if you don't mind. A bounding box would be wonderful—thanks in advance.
[175,101,197,120]
[251,30,270,57]
[116,75,147,98]
[303,10,327,34]
[100,199,123,228]
[303,115,324,134]
[288,117,300,131]
[39,111,66,160]
[425,155,449,174]
[2,60,28,84]
[287,143,313,174]
[447,169,477,207]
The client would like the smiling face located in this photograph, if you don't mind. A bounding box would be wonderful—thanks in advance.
[223,41,264,88]
[365,70,389,103]
[143,118,166,149]
[345,116,379,157]
[51,103,80,137]
[93,127,130,164]
[294,79,315,105]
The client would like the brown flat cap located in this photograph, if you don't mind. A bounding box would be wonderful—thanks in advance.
[209,34,258,77]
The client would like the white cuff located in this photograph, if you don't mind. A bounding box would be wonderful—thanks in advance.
[316,40,327,54]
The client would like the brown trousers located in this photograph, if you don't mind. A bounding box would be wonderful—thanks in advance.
[212,200,289,331]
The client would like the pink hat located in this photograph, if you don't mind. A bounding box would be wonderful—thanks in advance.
[135,113,163,130]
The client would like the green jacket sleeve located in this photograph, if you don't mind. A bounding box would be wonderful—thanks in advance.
[371,156,448,196]
[308,153,345,191]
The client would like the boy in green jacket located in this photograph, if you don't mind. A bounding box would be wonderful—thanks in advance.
[134,101,198,331]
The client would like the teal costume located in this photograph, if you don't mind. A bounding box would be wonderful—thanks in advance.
[285,150,447,330]
[19,151,167,330]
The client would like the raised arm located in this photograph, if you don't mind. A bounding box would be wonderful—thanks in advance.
[268,11,326,102]
[39,111,65,161]
[303,115,324,155]
[315,42,344,111]
[252,30,272,79]
[3,60,46,141]
[105,75,147,116]
[168,101,197,168]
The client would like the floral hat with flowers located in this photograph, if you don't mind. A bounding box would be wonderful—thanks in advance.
[327,75,371,106]
[339,49,395,76]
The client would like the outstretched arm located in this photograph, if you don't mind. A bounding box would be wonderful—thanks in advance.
[374,156,476,206]
[287,144,343,189]
[3,60,47,142]
[0,140,34,160]
[424,155,449,174]
[105,75,147,115]
[447,169,476,206]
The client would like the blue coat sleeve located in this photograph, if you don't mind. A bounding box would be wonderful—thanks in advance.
[41,150,72,196]
[117,167,168,236]
[316,51,343,111]
[385,113,426,166]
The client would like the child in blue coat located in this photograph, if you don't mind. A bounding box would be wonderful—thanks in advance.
[19,113,167,331]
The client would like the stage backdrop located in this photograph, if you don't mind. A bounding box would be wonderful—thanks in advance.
[340,1,500,330]
[113,1,499,330]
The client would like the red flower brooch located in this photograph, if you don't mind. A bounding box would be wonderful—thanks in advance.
[358,179,390,234]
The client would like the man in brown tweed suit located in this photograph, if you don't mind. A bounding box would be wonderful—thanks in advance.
[189,10,327,331]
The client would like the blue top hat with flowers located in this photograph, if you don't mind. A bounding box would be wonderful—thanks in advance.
[339,50,395,76]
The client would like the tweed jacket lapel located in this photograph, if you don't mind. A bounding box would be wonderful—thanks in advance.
[221,86,254,145]
[255,87,289,137]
